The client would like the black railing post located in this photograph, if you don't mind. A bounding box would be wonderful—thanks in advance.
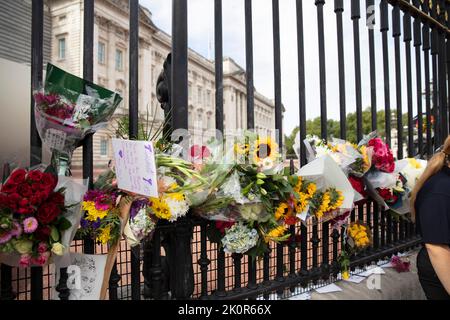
[129,0,141,301]
[335,0,347,140]
[381,0,392,147]
[366,0,377,132]
[438,1,448,138]
[422,0,433,157]
[245,0,255,129]
[430,0,440,148]
[296,0,307,165]
[403,2,414,157]
[169,0,194,300]
[413,0,424,156]
[216,247,228,297]
[352,0,363,142]
[214,0,224,135]
[393,4,404,160]
[233,253,243,293]
[30,0,44,300]
[198,223,210,299]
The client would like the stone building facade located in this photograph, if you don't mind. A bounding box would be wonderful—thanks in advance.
[47,0,277,171]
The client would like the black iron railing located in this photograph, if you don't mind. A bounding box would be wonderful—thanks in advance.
[0,0,449,300]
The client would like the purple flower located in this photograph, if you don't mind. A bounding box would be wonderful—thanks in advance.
[80,218,89,228]
[130,199,150,220]
[92,218,101,230]
[10,221,23,238]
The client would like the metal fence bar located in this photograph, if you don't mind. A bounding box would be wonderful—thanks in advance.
[352,0,363,142]
[128,0,141,301]
[404,5,414,157]
[215,0,224,135]
[245,0,255,129]
[413,0,424,156]
[422,1,433,156]
[438,1,449,138]
[431,0,440,148]
[296,0,307,166]
[335,0,347,140]
[393,4,404,160]
[367,0,377,132]
[381,0,392,147]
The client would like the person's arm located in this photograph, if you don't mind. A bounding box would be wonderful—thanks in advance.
[425,243,450,294]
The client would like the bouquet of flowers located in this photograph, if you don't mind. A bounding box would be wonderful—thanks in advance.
[339,221,372,279]
[0,168,83,267]
[293,155,354,223]
[395,158,427,190]
[34,64,122,174]
[123,199,156,247]
[194,132,294,257]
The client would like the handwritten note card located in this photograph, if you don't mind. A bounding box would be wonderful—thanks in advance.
[112,139,158,197]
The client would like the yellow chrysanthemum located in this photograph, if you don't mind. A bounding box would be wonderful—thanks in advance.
[294,193,309,213]
[342,270,350,280]
[253,137,279,165]
[82,201,108,222]
[150,197,172,220]
[96,225,111,245]
[167,192,185,202]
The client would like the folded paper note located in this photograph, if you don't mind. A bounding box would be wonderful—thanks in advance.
[112,139,158,197]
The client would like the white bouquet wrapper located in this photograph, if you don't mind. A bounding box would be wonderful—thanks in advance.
[296,155,356,219]
[395,158,427,190]
[54,176,89,268]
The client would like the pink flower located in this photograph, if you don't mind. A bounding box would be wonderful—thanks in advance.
[31,252,49,266]
[19,254,31,268]
[0,230,12,244]
[23,217,38,234]
[37,242,48,254]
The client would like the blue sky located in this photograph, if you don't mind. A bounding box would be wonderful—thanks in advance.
[140,0,420,135]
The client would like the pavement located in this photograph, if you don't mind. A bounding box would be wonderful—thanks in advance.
[289,249,426,300]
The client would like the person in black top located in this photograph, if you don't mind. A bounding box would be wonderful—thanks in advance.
[411,135,450,300]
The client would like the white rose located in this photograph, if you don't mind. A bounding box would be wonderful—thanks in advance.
[51,242,65,256]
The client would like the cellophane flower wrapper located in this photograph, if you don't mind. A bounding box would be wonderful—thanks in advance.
[34,64,122,160]
[296,155,355,223]
[302,135,363,176]
[395,158,427,190]
[123,200,156,248]
[53,176,88,268]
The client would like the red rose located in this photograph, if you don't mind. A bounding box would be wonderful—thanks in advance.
[7,193,22,211]
[41,173,57,191]
[30,192,47,206]
[216,221,235,234]
[36,201,61,224]
[0,193,8,208]
[17,206,34,215]
[35,225,51,241]
[27,170,43,182]
[47,192,65,206]
[17,184,33,198]
[1,182,18,194]
[378,188,394,202]
[8,169,27,185]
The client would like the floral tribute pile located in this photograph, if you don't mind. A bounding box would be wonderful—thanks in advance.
[0,169,73,267]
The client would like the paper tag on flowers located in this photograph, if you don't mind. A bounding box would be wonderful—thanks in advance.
[44,128,67,151]
[112,139,158,197]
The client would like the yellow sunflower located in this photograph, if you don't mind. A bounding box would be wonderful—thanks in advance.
[264,225,287,243]
[150,197,172,220]
[253,137,279,166]
[275,202,291,220]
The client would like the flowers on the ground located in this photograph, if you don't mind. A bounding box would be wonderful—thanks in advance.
[0,168,72,267]
[391,255,411,273]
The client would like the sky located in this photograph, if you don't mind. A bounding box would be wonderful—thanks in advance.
[140,0,420,135]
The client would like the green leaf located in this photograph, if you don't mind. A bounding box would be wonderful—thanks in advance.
[50,226,60,242]
[58,217,72,231]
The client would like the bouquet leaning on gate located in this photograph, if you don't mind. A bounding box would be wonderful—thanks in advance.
[34,64,122,175]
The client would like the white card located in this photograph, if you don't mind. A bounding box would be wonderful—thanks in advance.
[343,275,366,284]
[314,283,343,294]
[112,139,158,197]
[359,266,386,277]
